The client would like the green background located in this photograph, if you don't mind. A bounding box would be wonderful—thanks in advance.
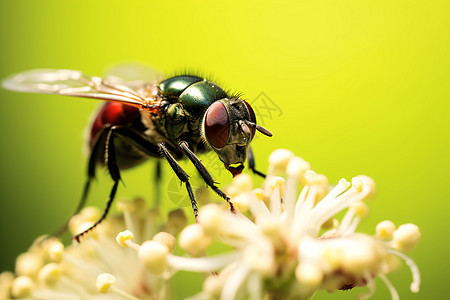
[0,1,448,299]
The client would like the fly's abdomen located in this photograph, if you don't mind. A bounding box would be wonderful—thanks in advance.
[89,102,147,169]
[90,102,140,147]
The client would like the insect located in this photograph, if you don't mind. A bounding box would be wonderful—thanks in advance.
[2,66,272,241]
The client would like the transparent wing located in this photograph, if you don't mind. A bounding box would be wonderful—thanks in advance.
[2,69,154,108]
[104,63,163,89]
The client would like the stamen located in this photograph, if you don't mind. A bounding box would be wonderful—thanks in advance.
[117,199,140,240]
[295,262,323,288]
[309,177,373,235]
[243,243,276,275]
[152,232,176,253]
[379,274,399,300]
[57,274,96,298]
[343,216,361,236]
[269,177,285,216]
[110,285,142,300]
[387,249,421,293]
[96,273,116,293]
[97,273,141,300]
[339,202,368,236]
[247,272,262,300]
[267,149,295,175]
[116,230,140,251]
[179,224,213,256]
[199,205,260,244]
[11,276,34,298]
[392,223,420,252]
[221,264,250,300]
[203,275,223,299]
[291,185,319,241]
[15,252,44,278]
[376,220,396,240]
[232,174,253,193]
[163,208,187,237]
[338,206,356,233]
[283,156,310,225]
[38,263,61,286]
[167,251,242,272]
[0,272,14,299]
[138,241,169,275]
[357,272,375,300]
[248,191,271,220]
[46,240,64,263]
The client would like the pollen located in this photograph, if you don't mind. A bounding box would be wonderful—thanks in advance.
[0,272,14,299]
[15,252,44,278]
[116,230,135,247]
[37,263,60,286]
[152,232,176,253]
[11,276,34,298]
[376,220,396,240]
[44,240,64,263]
[117,199,136,213]
[351,201,369,217]
[268,148,295,173]
[269,176,285,196]
[138,241,169,275]
[179,224,213,256]
[286,156,311,182]
[96,273,116,293]
[296,262,323,288]
[198,204,224,236]
[392,223,421,252]
[232,173,253,192]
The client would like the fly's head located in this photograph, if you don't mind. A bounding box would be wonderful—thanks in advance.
[202,98,272,177]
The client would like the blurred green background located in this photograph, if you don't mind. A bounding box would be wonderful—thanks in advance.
[0,1,448,299]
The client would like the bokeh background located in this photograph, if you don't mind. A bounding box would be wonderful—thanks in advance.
[0,1,448,299]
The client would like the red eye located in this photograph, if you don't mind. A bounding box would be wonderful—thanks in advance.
[243,100,256,137]
[205,101,230,148]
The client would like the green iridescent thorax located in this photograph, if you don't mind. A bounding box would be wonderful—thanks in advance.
[153,75,228,148]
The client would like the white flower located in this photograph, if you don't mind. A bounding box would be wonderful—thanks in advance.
[188,149,421,300]
[0,149,421,300]
[0,198,188,300]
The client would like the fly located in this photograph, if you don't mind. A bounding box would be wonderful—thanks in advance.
[2,65,272,242]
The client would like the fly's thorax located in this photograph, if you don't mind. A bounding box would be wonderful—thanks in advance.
[159,75,228,117]
[154,75,229,144]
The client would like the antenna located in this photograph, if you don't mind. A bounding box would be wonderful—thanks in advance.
[245,121,273,137]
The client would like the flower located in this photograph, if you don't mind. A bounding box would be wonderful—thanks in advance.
[188,149,421,299]
[0,149,421,300]
[0,198,188,300]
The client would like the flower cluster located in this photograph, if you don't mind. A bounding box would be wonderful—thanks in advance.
[0,149,420,300]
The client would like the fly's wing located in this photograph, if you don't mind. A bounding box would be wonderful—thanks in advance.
[103,63,164,101]
[104,63,162,89]
[2,69,161,113]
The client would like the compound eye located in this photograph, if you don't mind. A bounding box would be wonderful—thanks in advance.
[204,101,230,148]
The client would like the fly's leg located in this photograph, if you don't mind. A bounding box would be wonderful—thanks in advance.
[73,126,186,241]
[248,146,266,178]
[51,126,110,238]
[153,160,162,206]
[179,141,235,213]
[159,142,199,221]
[73,181,119,242]
[73,125,123,242]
